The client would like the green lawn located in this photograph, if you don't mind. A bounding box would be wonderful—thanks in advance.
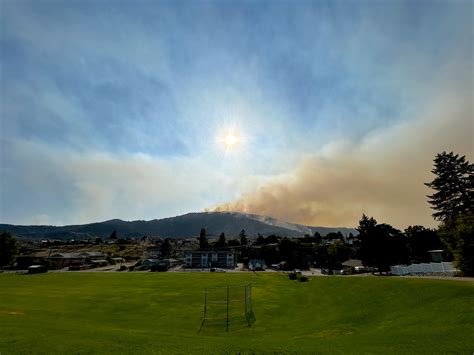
[0,273,473,354]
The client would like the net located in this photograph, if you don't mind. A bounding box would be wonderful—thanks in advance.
[199,283,255,332]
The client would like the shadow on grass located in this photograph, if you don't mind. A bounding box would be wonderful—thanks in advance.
[198,313,256,334]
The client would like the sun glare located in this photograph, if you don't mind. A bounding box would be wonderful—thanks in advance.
[214,123,245,156]
[224,133,238,146]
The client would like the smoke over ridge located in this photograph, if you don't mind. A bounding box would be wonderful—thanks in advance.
[214,83,473,229]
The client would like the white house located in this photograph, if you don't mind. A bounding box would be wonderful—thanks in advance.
[184,249,235,269]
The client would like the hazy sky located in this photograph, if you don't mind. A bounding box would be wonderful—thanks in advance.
[1,0,472,228]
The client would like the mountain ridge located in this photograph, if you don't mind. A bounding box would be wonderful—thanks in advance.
[0,211,357,240]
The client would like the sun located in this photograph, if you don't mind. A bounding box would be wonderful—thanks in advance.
[215,123,245,155]
[220,129,242,152]
[224,133,238,146]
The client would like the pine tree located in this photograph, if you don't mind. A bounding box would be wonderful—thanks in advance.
[0,231,20,267]
[425,152,473,222]
[425,152,473,276]
[160,238,173,258]
[109,230,117,239]
[239,229,248,246]
[198,228,209,249]
[217,232,227,247]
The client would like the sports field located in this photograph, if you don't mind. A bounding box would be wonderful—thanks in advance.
[1,272,473,354]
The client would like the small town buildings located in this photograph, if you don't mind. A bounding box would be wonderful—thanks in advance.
[342,259,363,268]
[47,252,107,269]
[138,258,177,271]
[342,259,364,273]
[184,249,235,269]
[82,252,106,261]
[142,259,160,269]
[151,259,176,272]
[249,259,267,271]
[90,259,108,267]
[48,253,86,269]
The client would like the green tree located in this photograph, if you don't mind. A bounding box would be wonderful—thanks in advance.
[405,226,441,263]
[356,214,377,267]
[313,231,322,244]
[216,232,227,247]
[160,238,173,258]
[278,238,297,268]
[109,230,117,240]
[357,214,377,236]
[0,231,20,267]
[326,240,351,269]
[357,215,409,273]
[324,232,344,241]
[425,152,473,222]
[198,228,209,249]
[266,235,280,244]
[239,229,248,246]
[227,239,240,247]
[259,244,280,265]
[425,152,473,275]
[438,213,474,276]
[256,235,265,245]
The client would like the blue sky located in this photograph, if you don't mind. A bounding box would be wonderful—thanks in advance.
[1,0,472,227]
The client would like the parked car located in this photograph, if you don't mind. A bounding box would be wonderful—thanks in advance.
[354,266,368,273]
[210,267,226,273]
[28,265,47,274]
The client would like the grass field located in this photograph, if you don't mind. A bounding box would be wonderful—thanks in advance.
[1,272,473,354]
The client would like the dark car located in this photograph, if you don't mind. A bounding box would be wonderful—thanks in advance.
[28,265,48,274]
[321,268,333,275]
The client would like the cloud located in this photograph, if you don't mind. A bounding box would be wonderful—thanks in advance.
[1,1,471,227]
[214,78,473,229]
[210,1,473,229]
[0,139,242,225]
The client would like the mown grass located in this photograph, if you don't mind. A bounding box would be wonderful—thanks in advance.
[0,272,473,354]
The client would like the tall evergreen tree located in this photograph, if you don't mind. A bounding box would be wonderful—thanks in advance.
[217,232,227,247]
[159,238,173,258]
[0,231,20,267]
[357,215,378,269]
[425,152,473,222]
[425,152,474,276]
[239,229,248,246]
[198,228,209,249]
[109,230,117,239]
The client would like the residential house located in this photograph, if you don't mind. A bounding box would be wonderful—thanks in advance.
[184,249,235,269]
[48,253,86,269]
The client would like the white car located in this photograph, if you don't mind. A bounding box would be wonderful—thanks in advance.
[210,267,226,273]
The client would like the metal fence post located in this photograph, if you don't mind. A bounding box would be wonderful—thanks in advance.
[226,286,229,332]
